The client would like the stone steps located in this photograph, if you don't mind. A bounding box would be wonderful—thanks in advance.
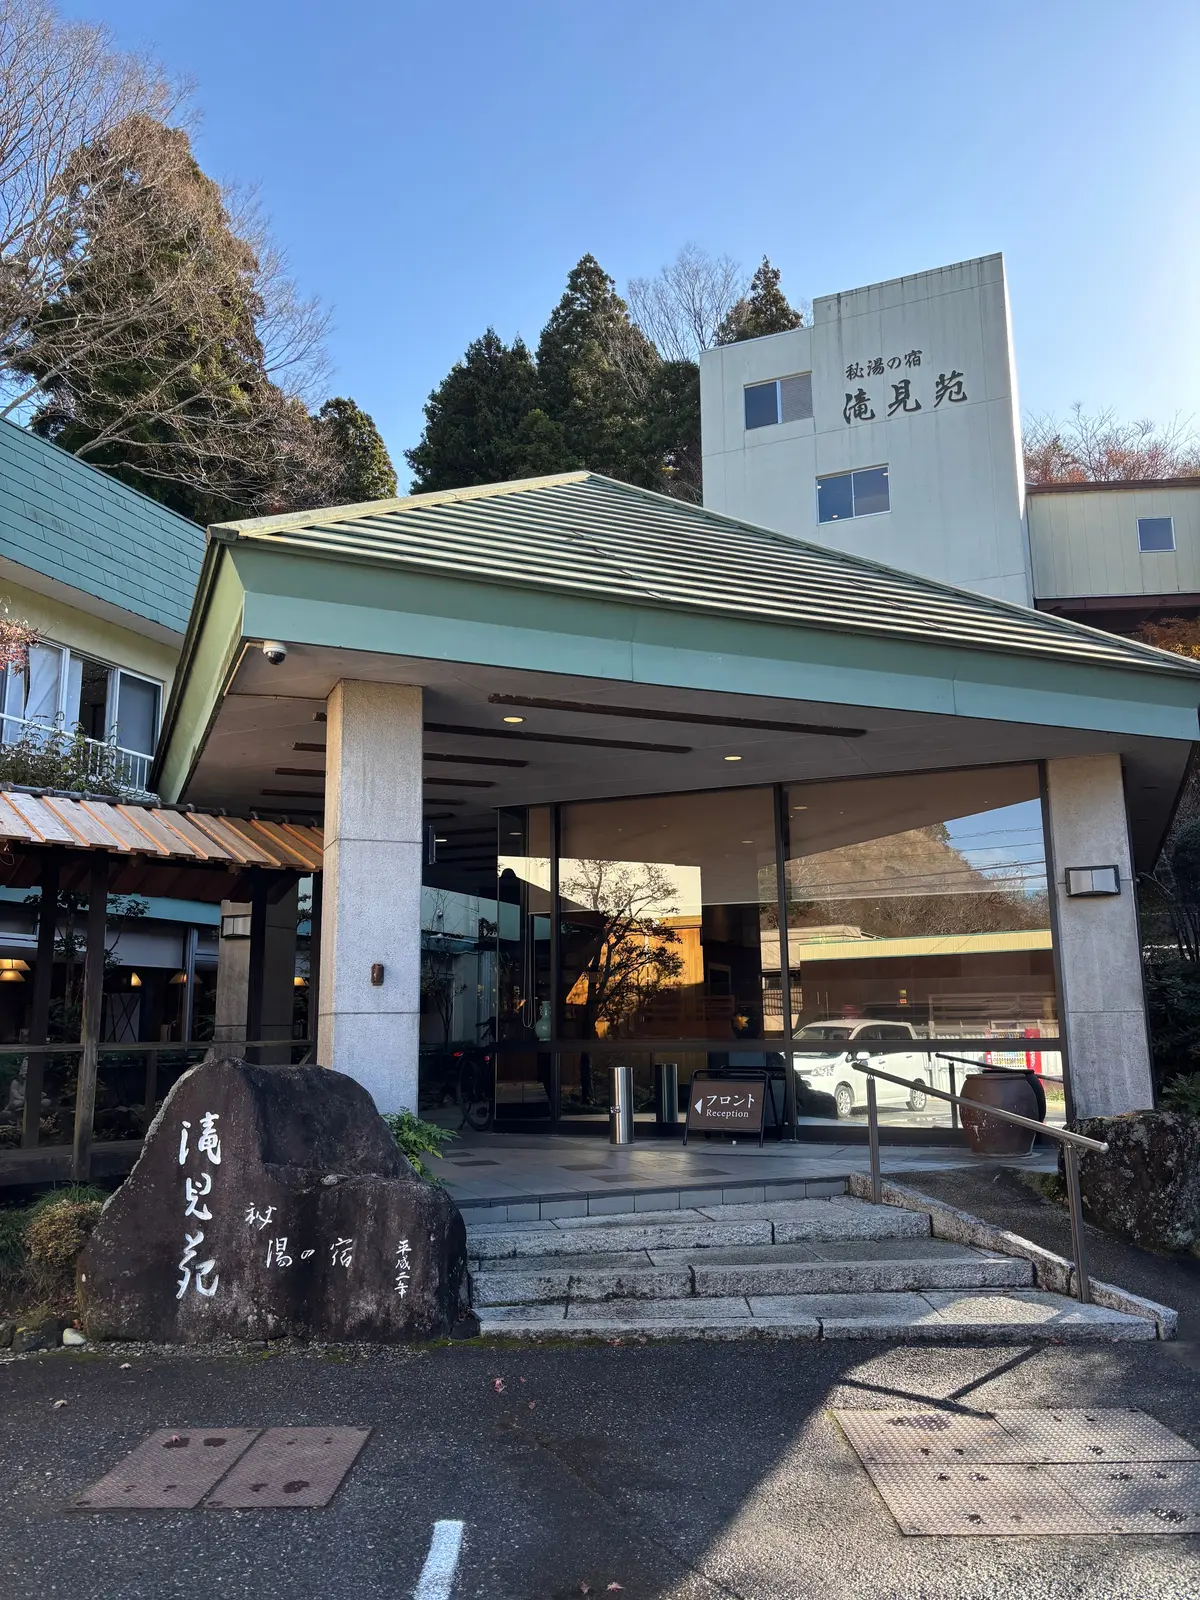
[466,1195,1163,1343]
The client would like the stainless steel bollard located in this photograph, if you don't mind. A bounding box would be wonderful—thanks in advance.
[610,1063,635,1145]
[654,1061,680,1126]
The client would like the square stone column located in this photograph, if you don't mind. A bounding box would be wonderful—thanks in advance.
[1044,754,1154,1118]
[318,680,423,1113]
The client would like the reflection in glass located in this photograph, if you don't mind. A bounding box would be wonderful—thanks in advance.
[494,806,552,1121]
[784,765,1061,1128]
[557,789,778,1115]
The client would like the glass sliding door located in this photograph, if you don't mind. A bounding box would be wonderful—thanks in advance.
[556,787,779,1124]
[783,764,1060,1130]
[494,806,553,1123]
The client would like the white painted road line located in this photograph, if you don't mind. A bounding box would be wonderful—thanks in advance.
[413,1519,465,1600]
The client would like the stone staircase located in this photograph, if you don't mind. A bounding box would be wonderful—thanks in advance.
[468,1195,1163,1341]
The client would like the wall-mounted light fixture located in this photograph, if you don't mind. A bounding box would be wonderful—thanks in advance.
[1065,865,1121,897]
[220,912,252,940]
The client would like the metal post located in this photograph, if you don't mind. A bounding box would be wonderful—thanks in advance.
[866,1074,882,1205]
[181,924,198,1043]
[549,804,561,1127]
[72,853,109,1182]
[1063,1143,1091,1304]
[654,1061,680,1127]
[308,871,323,1059]
[948,1061,958,1131]
[610,1063,634,1145]
[773,784,798,1141]
[22,850,60,1148]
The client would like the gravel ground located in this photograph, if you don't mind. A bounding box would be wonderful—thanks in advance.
[2,1334,1199,1600]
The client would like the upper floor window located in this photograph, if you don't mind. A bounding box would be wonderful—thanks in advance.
[2,644,160,757]
[744,373,813,430]
[1137,516,1175,553]
[817,466,890,523]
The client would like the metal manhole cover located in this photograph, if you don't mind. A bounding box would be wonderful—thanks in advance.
[864,1459,1104,1535]
[836,1409,1017,1465]
[995,1408,1200,1464]
[205,1427,371,1509]
[1048,1461,1200,1534]
[73,1429,261,1510]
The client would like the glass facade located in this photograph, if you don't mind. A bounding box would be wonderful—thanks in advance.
[417,764,1063,1136]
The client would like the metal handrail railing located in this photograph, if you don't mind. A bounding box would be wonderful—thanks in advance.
[851,1054,1107,1304]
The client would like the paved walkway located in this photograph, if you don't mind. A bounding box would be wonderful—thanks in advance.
[438,1131,1056,1222]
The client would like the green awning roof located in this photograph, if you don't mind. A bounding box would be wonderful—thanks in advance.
[211,472,1200,681]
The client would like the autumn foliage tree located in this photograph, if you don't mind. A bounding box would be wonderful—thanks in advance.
[1023,403,1200,485]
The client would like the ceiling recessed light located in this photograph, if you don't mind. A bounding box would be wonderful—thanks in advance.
[503,715,524,723]
[434,836,447,843]
[741,840,754,844]
[724,755,742,762]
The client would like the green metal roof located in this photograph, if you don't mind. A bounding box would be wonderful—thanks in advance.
[0,418,204,635]
[212,472,1200,680]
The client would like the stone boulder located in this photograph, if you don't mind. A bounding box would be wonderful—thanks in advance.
[1068,1110,1200,1254]
[78,1055,469,1344]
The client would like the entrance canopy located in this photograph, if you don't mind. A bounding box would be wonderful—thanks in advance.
[154,472,1200,867]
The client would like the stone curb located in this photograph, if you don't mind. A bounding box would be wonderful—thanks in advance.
[846,1172,1178,1339]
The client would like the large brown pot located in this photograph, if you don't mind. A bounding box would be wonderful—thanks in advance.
[960,1068,1046,1156]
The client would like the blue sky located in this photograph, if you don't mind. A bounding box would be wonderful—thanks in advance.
[64,0,1200,481]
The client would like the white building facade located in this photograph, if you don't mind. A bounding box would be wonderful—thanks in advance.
[701,254,1032,606]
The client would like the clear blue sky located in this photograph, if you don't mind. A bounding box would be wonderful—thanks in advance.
[64,0,1200,482]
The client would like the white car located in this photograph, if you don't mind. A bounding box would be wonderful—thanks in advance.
[792,1019,930,1119]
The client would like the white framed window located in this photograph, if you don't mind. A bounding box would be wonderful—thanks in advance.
[1137,516,1175,553]
[744,373,813,430]
[817,465,890,523]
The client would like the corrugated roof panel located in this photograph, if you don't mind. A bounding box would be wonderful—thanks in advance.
[221,474,1200,680]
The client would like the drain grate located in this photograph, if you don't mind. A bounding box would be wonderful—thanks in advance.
[835,1409,1200,1536]
[205,1427,371,1509]
[73,1429,261,1510]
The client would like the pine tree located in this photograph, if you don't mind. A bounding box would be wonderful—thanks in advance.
[312,398,397,502]
[405,330,567,493]
[716,257,804,345]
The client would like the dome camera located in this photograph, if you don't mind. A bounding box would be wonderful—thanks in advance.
[261,640,288,666]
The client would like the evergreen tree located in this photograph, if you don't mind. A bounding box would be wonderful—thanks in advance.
[716,257,804,345]
[535,254,657,482]
[405,330,567,493]
[16,115,274,524]
[312,397,397,502]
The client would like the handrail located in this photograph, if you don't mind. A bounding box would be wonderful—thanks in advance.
[852,1054,1104,1306]
[851,1057,1105,1152]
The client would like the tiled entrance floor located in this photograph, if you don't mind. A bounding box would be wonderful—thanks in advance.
[439,1133,1055,1224]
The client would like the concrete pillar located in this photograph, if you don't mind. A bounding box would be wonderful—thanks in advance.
[318,680,423,1112]
[1044,754,1154,1118]
[213,883,298,1061]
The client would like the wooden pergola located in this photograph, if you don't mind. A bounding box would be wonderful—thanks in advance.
[0,787,323,1178]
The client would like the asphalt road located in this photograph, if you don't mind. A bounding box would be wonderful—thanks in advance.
[3,1335,1200,1600]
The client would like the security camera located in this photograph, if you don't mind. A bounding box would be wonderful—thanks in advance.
[261,640,288,666]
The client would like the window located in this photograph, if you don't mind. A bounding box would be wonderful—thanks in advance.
[817,466,890,522]
[1137,516,1175,553]
[114,672,160,756]
[744,373,813,430]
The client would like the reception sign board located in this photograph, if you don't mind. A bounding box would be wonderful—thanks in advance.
[684,1073,768,1146]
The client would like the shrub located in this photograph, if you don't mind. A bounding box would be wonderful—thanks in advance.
[1162,1073,1200,1117]
[0,1205,28,1290]
[0,722,127,796]
[381,1111,456,1182]
[24,1188,105,1299]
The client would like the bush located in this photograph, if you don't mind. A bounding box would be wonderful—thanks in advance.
[1162,1073,1200,1117]
[23,1188,105,1300]
[0,1205,28,1288]
[0,722,127,796]
[381,1111,456,1182]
